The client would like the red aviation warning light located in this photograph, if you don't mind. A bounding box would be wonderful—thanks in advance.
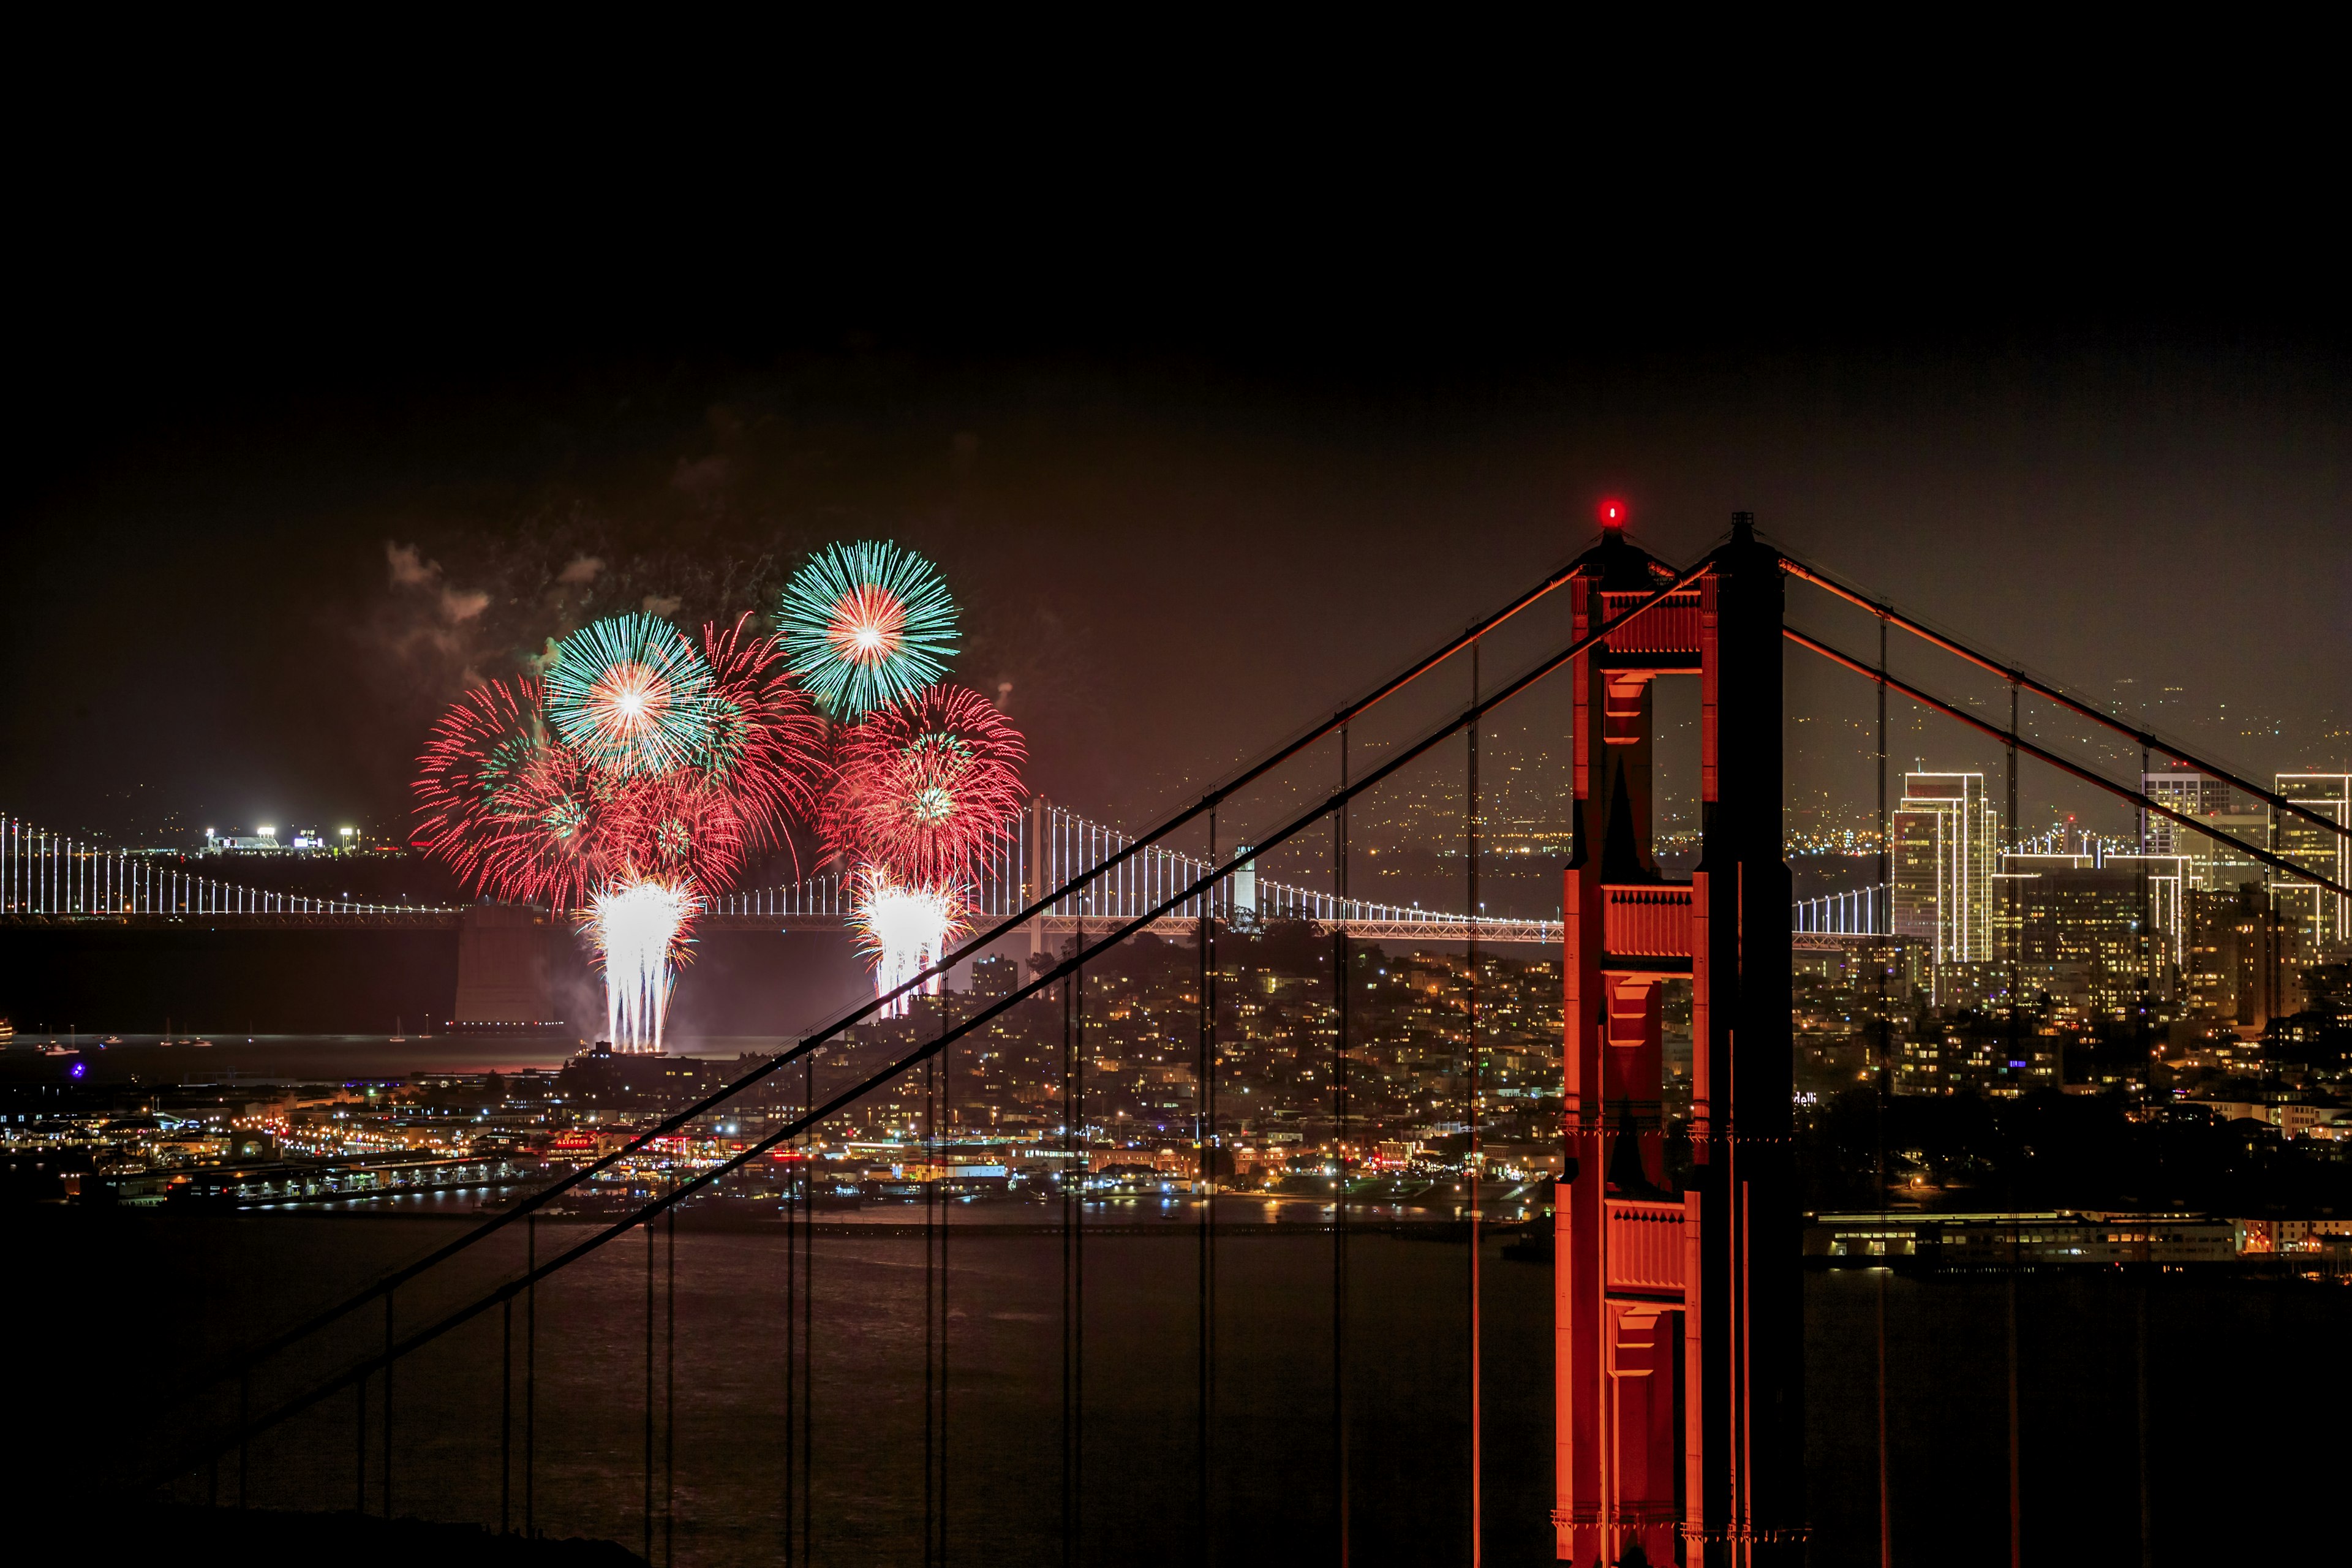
[1599,497,1627,530]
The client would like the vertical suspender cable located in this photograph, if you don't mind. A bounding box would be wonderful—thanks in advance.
[2005,680,2022,1568]
[2136,1282,2153,1567]
[1198,809,1216,1562]
[2138,741,2153,1090]
[1062,971,1076,1566]
[1334,725,1351,1568]
[502,1297,513,1536]
[1875,616,1893,1568]
[527,1213,537,1537]
[924,1046,938,1567]
[939,994,952,1568]
[786,1066,798,1567]
[801,1050,815,1567]
[1466,641,1482,1568]
[383,1292,394,1516]
[1074,965,1087,1562]
[645,1210,656,1561]
[665,1202,676,1567]
[1063,960,1089,1566]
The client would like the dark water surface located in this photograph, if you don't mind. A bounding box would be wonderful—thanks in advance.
[4,1207,2342,1565]
[0,1032,587,1082]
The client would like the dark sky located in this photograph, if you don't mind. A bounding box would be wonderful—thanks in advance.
[6,239,2347,862]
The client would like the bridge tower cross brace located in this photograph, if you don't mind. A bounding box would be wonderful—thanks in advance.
[1556,513,1800,1566]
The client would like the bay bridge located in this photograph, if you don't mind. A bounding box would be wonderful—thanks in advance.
[0,797,1561,945]
[26,513,2350,1566]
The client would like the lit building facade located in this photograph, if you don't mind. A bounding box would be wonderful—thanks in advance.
[1892,772,1998,974]
[2140,771,2232,853]
[2272,774,2351,955]
[2184,884,2288,1036]
[1996,858,2154,1023]
[2139,771,2269,891]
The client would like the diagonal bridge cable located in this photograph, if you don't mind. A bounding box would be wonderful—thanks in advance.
[181,540,1710,1419]
[161,554,1716,1490]
[1785,625,2352,905]
[1780,549,2350,843]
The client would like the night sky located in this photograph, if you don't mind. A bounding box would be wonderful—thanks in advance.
[7,266,2347,864]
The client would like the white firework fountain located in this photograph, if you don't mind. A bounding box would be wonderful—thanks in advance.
[590,880,695,1051]
[854,870,961,1018]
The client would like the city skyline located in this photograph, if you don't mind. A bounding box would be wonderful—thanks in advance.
[7,242,2350,1562]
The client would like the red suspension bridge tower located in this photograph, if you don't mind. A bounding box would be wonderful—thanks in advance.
[1557,511,1801,1565]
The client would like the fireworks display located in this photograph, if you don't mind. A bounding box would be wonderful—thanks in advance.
[776,540,958,721]
[543,614,716,778]
[413,677,620,910]
[697,614,829,856]
[824,683,1027,888]
[847,867,969,1017]
[826,684,1023,1012]
[590,879,695,1052]
[412,545,1020,1044]
[415,613,825,1051]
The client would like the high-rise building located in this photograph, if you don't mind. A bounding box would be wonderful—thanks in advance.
[1893,773,1999,969]
[2141,771,2232,854]
[2272,774,2351,955]
[1996,858,2154,1023]
[2184,884,2288,1036]
[2103,853,2187,971]
[2139,771,2268,891]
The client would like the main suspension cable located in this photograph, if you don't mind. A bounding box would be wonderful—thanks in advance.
[1784,627,2352,905]
[1780,552,2349,843]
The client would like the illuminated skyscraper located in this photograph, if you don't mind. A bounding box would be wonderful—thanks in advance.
[2141,771,2268,890]
[2272,773,2351,954]
[1893,772,1999,967]
[1996,860,2154,1022]
[2140,771,2230,853]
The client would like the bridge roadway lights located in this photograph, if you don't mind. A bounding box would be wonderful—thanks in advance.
[1556,514,1801,1565]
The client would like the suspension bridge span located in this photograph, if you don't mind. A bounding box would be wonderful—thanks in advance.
[0,797,1560,945]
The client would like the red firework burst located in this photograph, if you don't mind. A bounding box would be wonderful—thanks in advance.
[476,744,625,909]
[698,614,829,859]
[823,683,1026,886]
[603,771,749,891]
[413,677,620,908]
